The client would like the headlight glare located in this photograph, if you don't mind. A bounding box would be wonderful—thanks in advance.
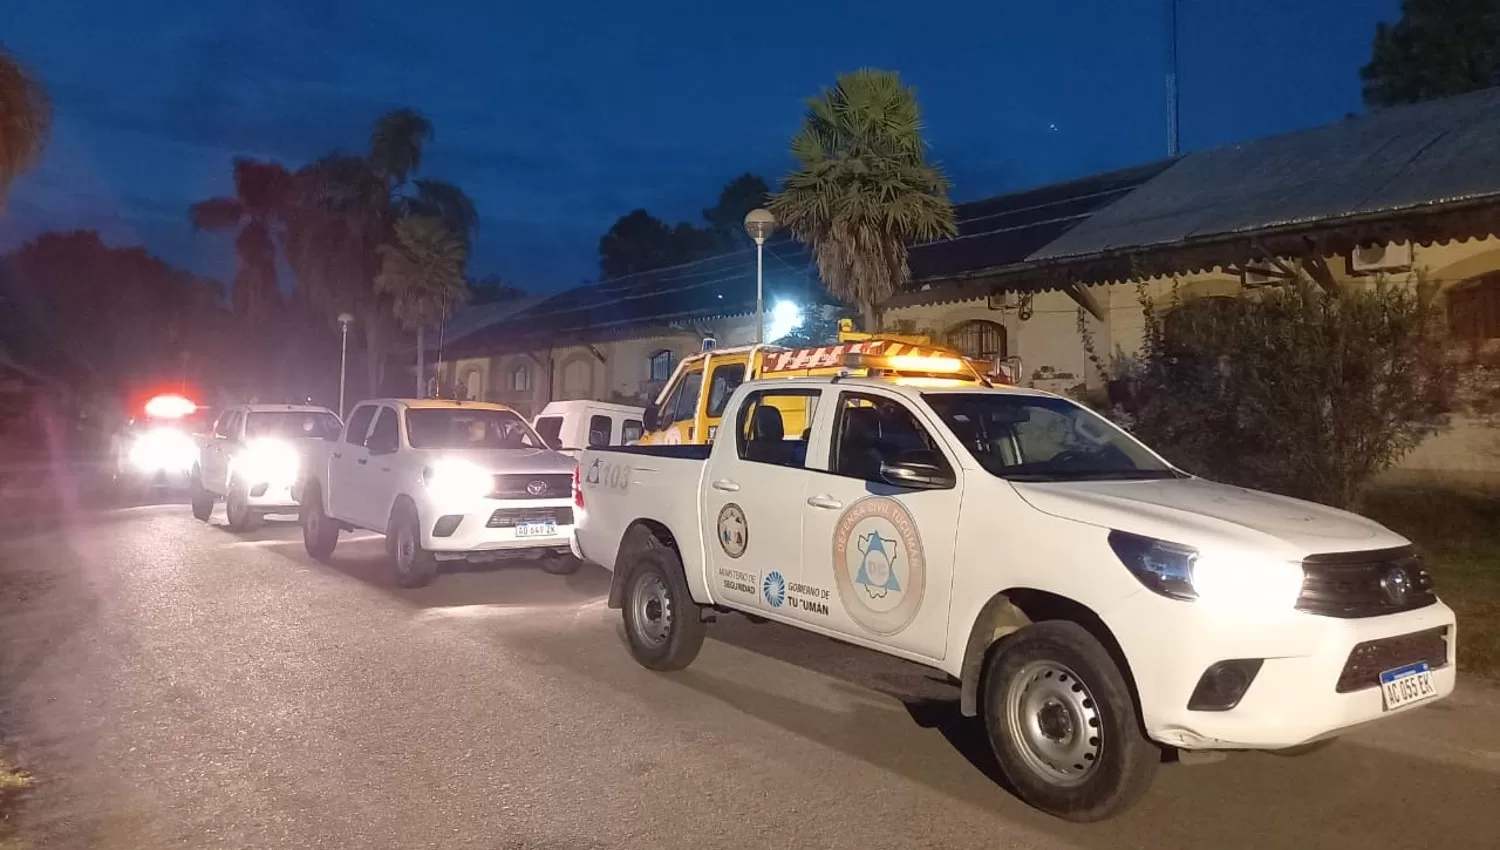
[1108,530,1303,611]
[129,427,199,473]
[239,439,300,485]
[423,459,491,504]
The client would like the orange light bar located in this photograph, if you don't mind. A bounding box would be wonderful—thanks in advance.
[844,352,968,374]
[144,394,197,419]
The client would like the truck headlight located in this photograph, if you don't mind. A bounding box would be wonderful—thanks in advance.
[423,459,491,504]
[1108,530,1304,611]
[239,439,299,486]
[129,427,198,473]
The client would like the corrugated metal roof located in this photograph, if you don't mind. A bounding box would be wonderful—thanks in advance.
[445,161,1166,355]
[1033,87,1500,262]
[908,159,1173,281]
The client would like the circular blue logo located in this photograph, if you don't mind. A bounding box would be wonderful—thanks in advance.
[762,571,786,608]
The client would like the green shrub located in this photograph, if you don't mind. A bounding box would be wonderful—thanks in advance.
[1085,274,1455,508]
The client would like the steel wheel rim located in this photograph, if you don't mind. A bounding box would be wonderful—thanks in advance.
[630,572,673,649]
[396,525,416,574]
[1004,660,1104,786]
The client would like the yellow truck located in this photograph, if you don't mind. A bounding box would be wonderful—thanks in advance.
[640,320,1014,445]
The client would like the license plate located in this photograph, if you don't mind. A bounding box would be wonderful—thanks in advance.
[515,521,557,538]
[1379,662,1437,711]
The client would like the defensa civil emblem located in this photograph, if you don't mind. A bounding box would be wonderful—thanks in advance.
[717,503,748,559]
[831,497,925,635]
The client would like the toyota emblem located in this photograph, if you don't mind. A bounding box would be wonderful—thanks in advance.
[1381,565,1411,606]
[526,480,548,497]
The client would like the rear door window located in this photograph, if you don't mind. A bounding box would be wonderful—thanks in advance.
[622,419,643,444]
[534,416,563,449]
[587,414,613,447]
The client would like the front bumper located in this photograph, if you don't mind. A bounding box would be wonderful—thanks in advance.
[416,495,576,556]
[244,481,301,512]
[1107,591,1458,750]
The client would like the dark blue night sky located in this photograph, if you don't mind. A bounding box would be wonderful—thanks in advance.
[2,0,1398,292]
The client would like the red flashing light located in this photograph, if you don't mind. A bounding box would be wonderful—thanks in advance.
[144,394,197,419]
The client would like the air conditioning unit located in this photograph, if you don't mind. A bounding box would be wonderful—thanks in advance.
[1349,242,1413,274]
[987,290,1017,310]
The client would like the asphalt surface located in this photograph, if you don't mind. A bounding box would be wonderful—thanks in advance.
[2,498,1499,850]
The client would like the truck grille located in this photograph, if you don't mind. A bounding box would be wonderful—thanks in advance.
[1335,627,1449,693]
[489,473,572,499]
[486,507,575,528]
[1296,547,1437,619]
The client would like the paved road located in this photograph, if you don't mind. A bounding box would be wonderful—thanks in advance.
[2,501,1499,849]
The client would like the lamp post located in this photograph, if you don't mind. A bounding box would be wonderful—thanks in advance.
[744,208,776,343]
[337,313,354,418]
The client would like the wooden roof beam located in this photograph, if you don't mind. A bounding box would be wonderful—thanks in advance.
[1061,279,1106,321]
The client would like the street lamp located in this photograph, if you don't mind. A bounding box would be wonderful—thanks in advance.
[337,313,354,418]
[744,208,776,343]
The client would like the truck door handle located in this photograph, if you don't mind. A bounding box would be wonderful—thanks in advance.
[711,479,740,492]
[806,495,843,510]
[379,467,391,473]
[332,452,343,460]
[357,458,368,466]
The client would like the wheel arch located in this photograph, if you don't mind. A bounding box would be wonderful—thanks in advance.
[959,587,1139,719]
[607,519,682,609]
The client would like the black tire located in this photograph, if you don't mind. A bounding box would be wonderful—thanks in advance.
[981,620,1159,822]
[542,554,583,575]
[388,501,438,588]
[620,532,705,671]
[190,467,213,521]
[300,482,339,561]
[224,479,263,532]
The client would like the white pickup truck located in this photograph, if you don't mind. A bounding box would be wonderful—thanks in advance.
[574,376,1457,821]
[191,403,343,530]
[296,399,582,587]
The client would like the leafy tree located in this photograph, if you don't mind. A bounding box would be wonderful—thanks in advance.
[0,231,230,392]
[0,46,49,201]
[1361,0,1500,107]
[599,209,691,278]
[769,69,957,332]
[702,173,770,248]
[468,274,526,305]
[190,158,292,323]
[375,216,469,396]
[283,109,476,396]
[1087,275,1455,509]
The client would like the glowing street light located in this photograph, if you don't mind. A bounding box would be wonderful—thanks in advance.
[744,208,776,343]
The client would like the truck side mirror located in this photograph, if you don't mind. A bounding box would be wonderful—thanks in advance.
[642,406,660,432]
[878,460,955,491]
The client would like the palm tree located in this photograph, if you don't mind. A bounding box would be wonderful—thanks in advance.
[0,46,51,202]
[284,109,477,397]
[374,216,469,396]
[190,158,292,323]
[769,69,957,331]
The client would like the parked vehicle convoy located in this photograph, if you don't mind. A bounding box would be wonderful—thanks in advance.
[531,400,644,457]
[109,393,212,496]
[296,399,582,586]
[189,403,342,530]
[638,319,1012,446]
[573,366,1458,821]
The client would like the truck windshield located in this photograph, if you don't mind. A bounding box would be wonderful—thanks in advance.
[246,411,342,441]
[406,408,545,450]
[923,393,1180,482]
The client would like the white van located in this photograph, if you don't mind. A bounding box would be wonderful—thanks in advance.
[532,401,645,456]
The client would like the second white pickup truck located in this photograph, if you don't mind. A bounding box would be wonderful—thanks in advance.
[573,375,1457,821]
[297,399,582,586]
